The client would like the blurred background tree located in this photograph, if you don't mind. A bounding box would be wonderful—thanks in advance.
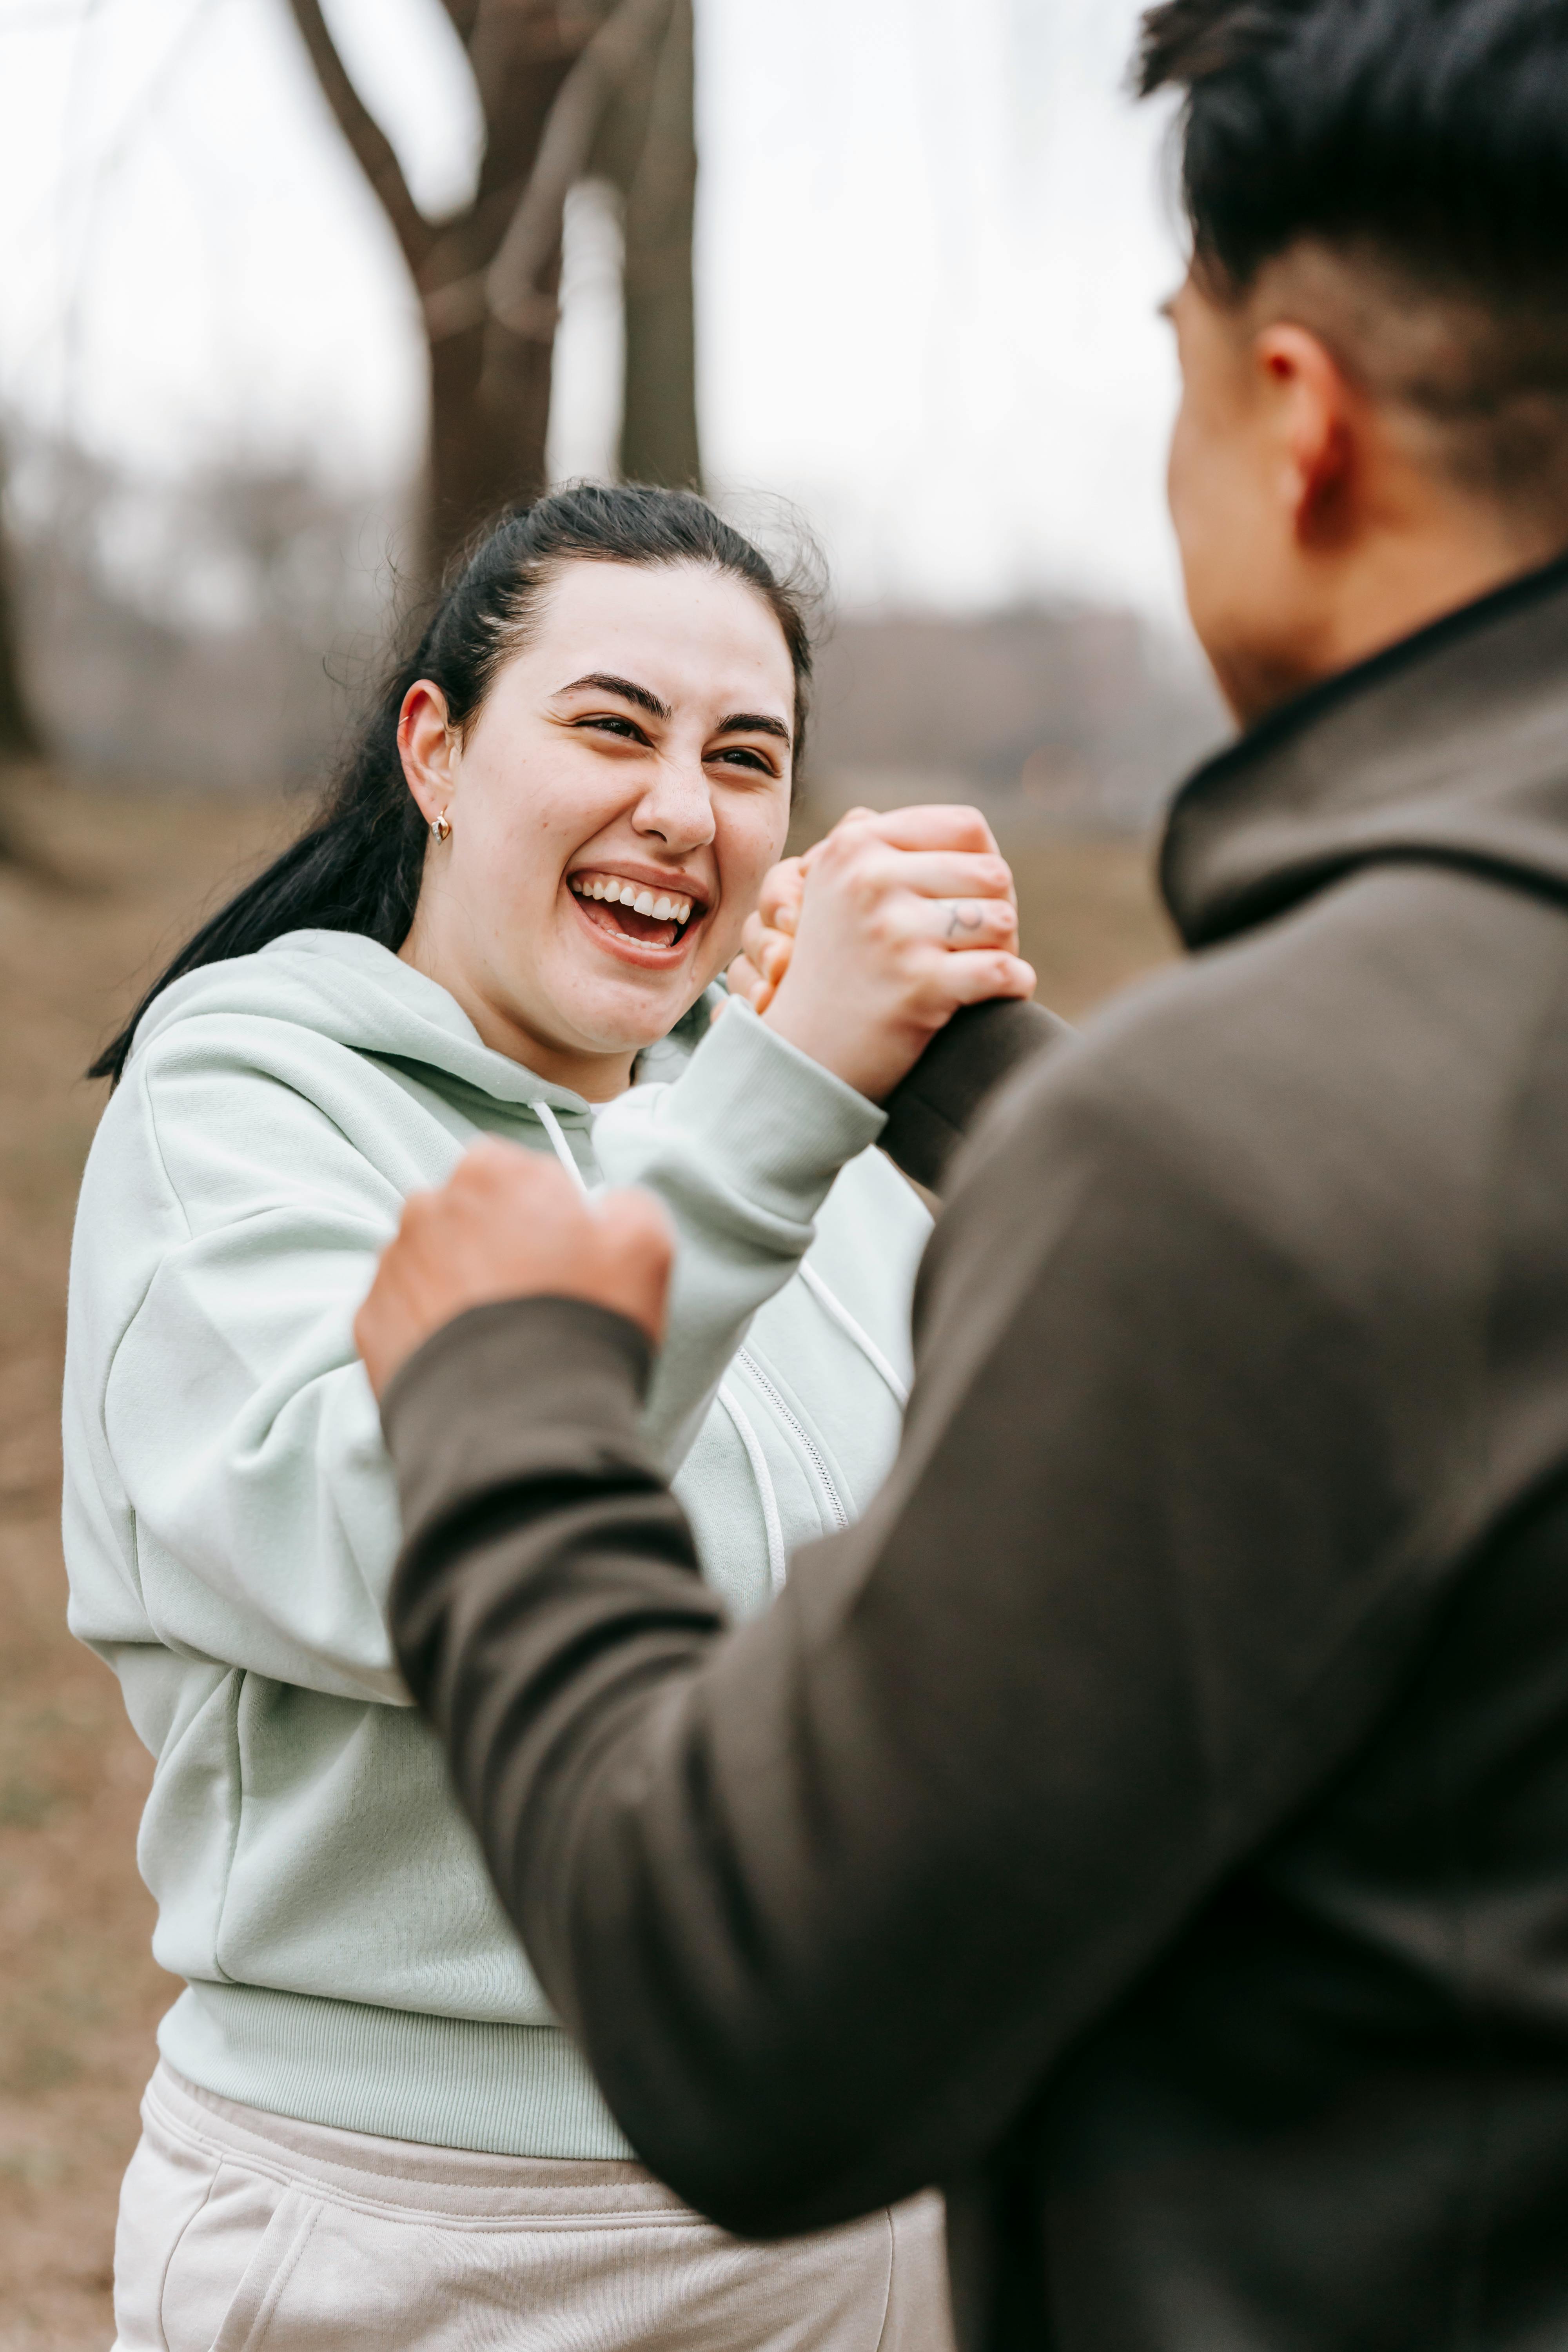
[0,446,42,768]
[0,0,1226,808]
[0,437,45,873]
[287,0,700,575]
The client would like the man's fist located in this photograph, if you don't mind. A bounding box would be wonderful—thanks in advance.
[355,1141,675,1399]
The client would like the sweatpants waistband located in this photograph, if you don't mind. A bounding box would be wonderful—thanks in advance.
[143,2062,688,2224]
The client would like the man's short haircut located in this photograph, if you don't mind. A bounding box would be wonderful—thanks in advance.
[1138,0,1568,521]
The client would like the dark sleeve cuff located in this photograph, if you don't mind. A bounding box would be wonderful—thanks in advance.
[380,1295,655,1552]
[880,998,1077,1193]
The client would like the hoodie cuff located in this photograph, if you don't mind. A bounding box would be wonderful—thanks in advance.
[880,999,1077,1193]
[655,997,887,1223]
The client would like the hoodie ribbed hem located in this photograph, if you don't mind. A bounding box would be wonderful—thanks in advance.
[158,1982,636,2160]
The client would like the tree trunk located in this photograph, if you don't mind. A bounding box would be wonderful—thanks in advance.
[425,255,560,580]
[617,0,699,488]
[0,491,40,763]
[420,10,578,578]
[287,0,702,580]
[0,443,45,874]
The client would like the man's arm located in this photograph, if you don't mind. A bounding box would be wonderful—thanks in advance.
[380,1052,1419,2239]
[878,996,1075,1192]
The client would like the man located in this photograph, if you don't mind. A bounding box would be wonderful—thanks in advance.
[356,2,1568,2343]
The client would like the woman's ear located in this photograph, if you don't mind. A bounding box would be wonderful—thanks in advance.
[398,682,459,828]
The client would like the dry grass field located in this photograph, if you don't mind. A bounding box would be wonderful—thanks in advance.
[0,780,1175,2349]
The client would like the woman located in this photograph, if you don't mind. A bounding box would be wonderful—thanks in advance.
[64,485,1032,2350]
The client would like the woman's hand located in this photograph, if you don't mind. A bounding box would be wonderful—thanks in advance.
[726,858,806,1016]
[743,806,1035,1103]
[726,808,879,1015]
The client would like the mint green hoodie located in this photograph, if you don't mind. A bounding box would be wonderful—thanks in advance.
[62,930,929,2157]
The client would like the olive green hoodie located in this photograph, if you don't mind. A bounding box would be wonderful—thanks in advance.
[62,928,929,2156]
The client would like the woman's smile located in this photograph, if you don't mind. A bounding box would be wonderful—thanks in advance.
[566,862,709,963]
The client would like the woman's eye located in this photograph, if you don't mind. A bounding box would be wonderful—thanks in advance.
[579,714,648,743]
[710,746,775,776]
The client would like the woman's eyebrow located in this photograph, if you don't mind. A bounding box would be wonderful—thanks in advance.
[717,711,792,746]
[557,672,672,721]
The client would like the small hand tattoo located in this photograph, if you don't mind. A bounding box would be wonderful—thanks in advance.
[946,903,985,938]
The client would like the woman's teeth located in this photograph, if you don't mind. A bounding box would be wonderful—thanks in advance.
[570,875,694,925]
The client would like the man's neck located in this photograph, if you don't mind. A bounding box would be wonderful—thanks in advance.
[1225,517,1567,728]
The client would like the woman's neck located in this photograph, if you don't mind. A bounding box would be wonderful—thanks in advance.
[397,938,637,1103]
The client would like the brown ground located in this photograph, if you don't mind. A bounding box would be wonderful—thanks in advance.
[0,781,1175,2349]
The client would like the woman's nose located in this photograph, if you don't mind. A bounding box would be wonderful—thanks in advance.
[633,755,715,851]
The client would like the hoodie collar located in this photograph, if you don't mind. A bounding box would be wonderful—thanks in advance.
[1161,547,1568,951]
[131,926,722,1116]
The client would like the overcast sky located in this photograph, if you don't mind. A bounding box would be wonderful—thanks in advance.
[0,0,1191,622]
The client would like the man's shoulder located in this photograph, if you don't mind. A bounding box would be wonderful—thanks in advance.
[962,855,1568,1305]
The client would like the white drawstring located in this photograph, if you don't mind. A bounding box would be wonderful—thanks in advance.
[797,1261,911,1408]
[533,1098,789,1595]
[717,1383,788,1594]
[532,1100,592,1199]
[719,1268,908,1601]
[528,1098,902,1597]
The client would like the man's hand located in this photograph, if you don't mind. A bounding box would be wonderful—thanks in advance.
[731,806,1035,1103]
[356,1141,675,1400]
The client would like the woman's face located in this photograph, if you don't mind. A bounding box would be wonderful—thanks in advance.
[398,559,797,1098]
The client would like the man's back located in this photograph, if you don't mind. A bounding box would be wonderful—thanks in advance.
[880,555,1568,2343]
[987,575,1568,2336]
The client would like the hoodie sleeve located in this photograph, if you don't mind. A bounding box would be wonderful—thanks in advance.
[588,999,889,1466]
[96,1031,410,1703]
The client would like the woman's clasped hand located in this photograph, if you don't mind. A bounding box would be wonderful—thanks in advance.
[727,804,1035,1103]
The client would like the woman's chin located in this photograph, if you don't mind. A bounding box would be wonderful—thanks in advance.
[544,941,715,1056]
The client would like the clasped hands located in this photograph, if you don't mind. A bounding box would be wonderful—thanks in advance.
[356,807,1033,1398]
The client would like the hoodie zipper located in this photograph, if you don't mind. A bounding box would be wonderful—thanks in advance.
[737,1348,849,1532]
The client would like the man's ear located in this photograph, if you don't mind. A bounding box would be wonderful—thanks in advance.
[398,682,459,828]
[1255,322,1360,550]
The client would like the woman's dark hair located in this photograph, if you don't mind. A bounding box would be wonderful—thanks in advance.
[91,481,818,1085]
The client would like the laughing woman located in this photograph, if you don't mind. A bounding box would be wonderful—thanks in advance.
[63,486,1032,2352]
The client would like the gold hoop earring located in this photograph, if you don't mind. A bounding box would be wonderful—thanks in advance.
[430,810,452,843]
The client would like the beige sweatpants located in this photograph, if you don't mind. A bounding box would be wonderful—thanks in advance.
[113,2063,956,2352]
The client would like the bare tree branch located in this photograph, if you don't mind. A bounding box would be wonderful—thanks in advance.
[283,0,434,274]
[617,0,698,485]
[465,0,601,160]
[484,0,670,332]
[418,0,669,347]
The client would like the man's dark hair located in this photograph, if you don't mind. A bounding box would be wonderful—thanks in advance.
[1138,0,1568,514]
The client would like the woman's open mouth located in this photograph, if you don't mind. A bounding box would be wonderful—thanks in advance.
[567,869,705,956]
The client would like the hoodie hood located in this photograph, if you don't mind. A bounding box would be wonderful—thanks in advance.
[1163,549,1568,952]
[128,927,721,1114]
